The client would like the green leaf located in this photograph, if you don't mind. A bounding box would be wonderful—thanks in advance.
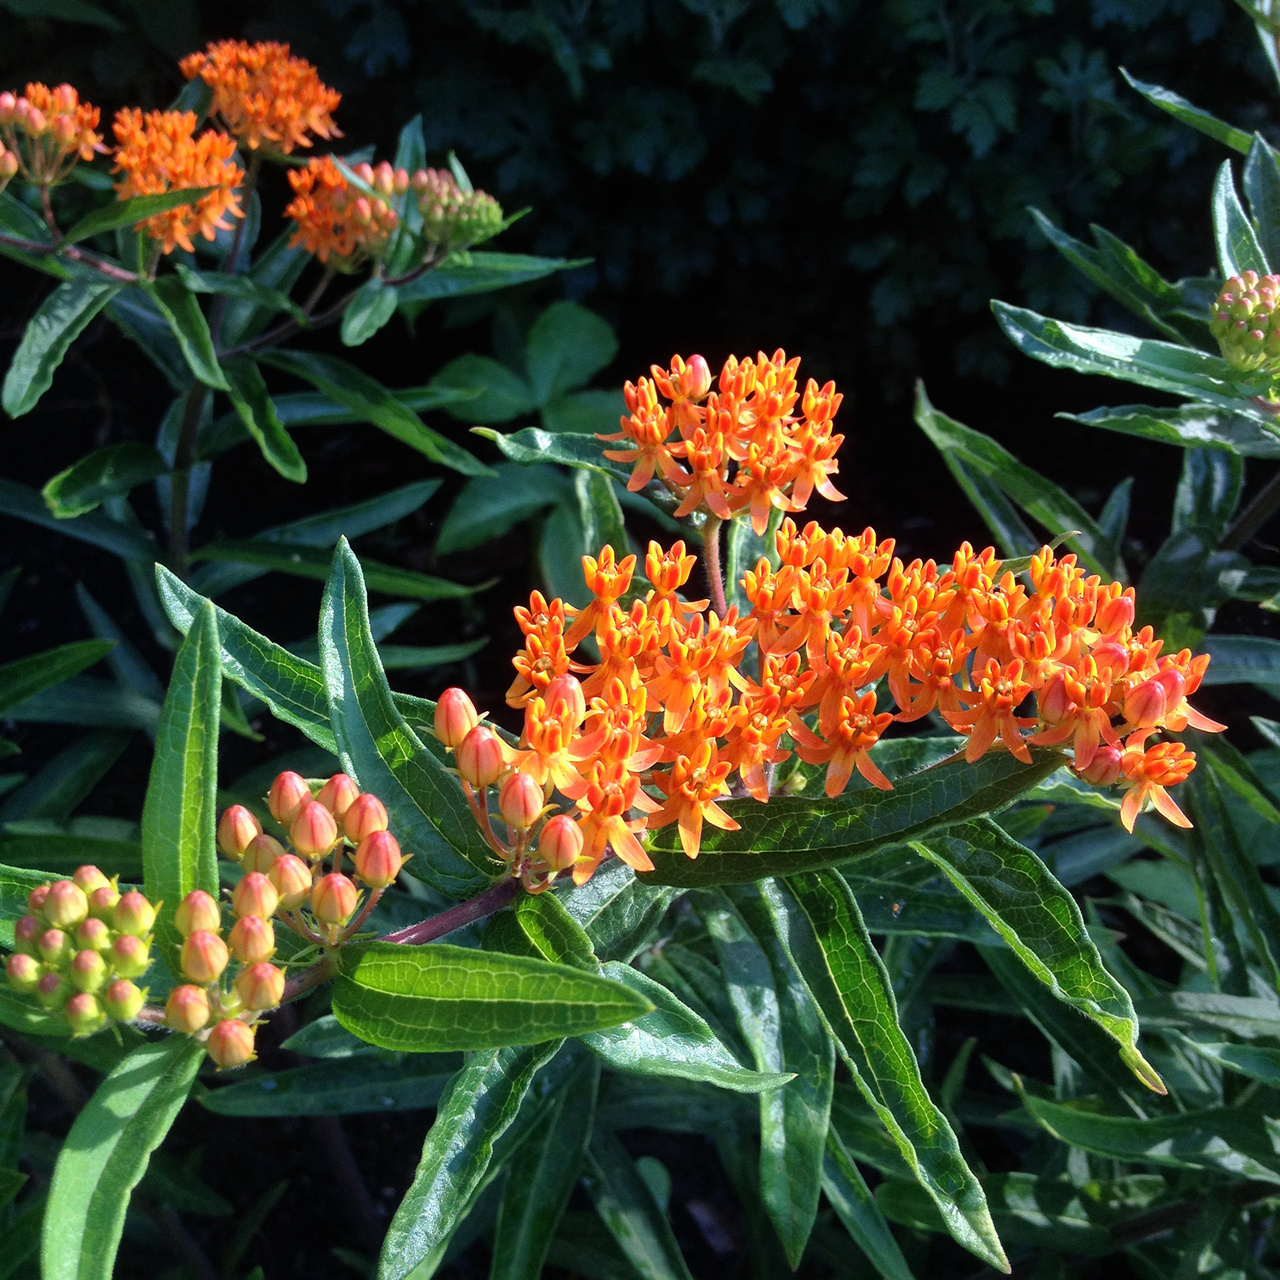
[377,1041,563,1280]
[435,463,566,556]
[0,640,113,716]
[515,890,599,970]
[432,353,538,424]
[761,873,1007,1273]
[526,302,619,404]
[0,729,132,824]
[317,540,496,894]
[42,444,169,519]
[638,749,1063,888]
[0,477,157,561]
[542,388,628,435]
[170,263,307,323]
[1245,133,1280,266]
[262,349,490,476]
[141,600,221,974]
[1177,1038,1280,1085]
[726,510,782,613]
[1132,990,1280,1039]
[41,1037,204,1280]
[822,1128,916,1280]
[333,940,653,1052]
[61,187,215,244]
[1172,447,1244,539]
[341,277,399,347]
[395,251,590,304]
[1200,634,1280,694]
[583,1129,695,1280]
[913,819,1162,1092]
[1212,159,1270,278]
[1119,69,1252,154]
[222,357,307,483]
[915,383,1121,579]
[574,468,629,561]
[3,280,120,418]
[146,277,228,390]
[4,676,159,733]
[478,427,635,489]
[0,826,141,880]
[559,861,681,964]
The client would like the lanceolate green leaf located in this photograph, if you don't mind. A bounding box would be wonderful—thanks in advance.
[3,280,120,418]
[0,476,158,562]
[1060,404,1280,458]
[1199,634,1280,694]
[394,251,590,304]
[42,444,169,518]
[0,640,114,716]
[1119,69,1252,154]
[559,861,681,963]
[141,600,221,973]
[222,357,307,483]
[476,427,636,488]
[822,1127,916,1280]
[61,187,216,244]
[912,818,1163,1093]
[761,873,1007,1273]
[42,1037,204,1280]
[147,276,228,390]
[1212,159,1270,279]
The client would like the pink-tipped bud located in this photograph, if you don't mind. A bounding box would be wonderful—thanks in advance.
[242,833,285,875]
[217,805,262,859]
[316,773,360,821]
[0,151,16,181]
[13,914,42,956]
[166,984,210,1033]
[1153,666,1188,709]
[291,801,338,860]
[45,880,89,929]
[180,930,229,984]
[1036,673,1071,725]
[206,1019,256,1069]
[69,949,107,993]
[73,865,110,897]
[1123,680,1167,730]
[114,891,156,937]
[310,873,358,925]
[354,831,403,889]
[268,854,312,911]
[232,872,279,921]
[75,916,111,953]
[235,961,285,1011]
[27,884,50,916]
[268,771,312,825]
[111,933,151,979]
[682,353,712,400]
[228,915,275,964]
[24,106,47,135]
[104,978,146,1022]
[544,674,586,726]
[0,93,15,125]
[1095,589,1135,636]
[434,688,480,748]
[5,952,39,993]
[174,891,222,938]
[88,883,120,921]
[38,928,70,965]
[1079,742,1124,788]
[498,771,543,830]
[342,792,388,843]
[37,971,70,1010]
[456,725,506,788]
[537,815,584,871]
[53,114,77,147]
[64,992,106,1037]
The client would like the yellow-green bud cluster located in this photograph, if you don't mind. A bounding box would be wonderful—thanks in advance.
[4,867,151,1037]
[1211,272,1280,373]
[410,167,503,253]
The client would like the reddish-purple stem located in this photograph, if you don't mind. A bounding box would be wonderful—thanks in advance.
[382,878,519,945]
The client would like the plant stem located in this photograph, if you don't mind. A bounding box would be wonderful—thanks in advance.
[1221,466,1280,550]
[702,515,728,617]
[282,950,340,1002]
[208,154,261,348]
[342,886,384,940]
[0,231,139,282]
[167,382,209,570]
[382,878,519,945]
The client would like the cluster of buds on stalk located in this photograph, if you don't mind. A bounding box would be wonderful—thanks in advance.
[412,167,504,254]
[0,83,104,188]
[5,867,152,1037]
[1211,272,1280,373]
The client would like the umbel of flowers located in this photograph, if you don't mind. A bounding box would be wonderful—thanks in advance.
[432,351,1223,893]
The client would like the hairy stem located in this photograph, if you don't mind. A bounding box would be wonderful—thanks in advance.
[167,382,209,570]
[702,515,728,618]
[1221,466,1280,550]
[382,878,520,945]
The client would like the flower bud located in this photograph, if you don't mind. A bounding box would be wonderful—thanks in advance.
[268,771,312,825]
[1079,742,1123,788]
[5,952,39,993]
[232,872,279,920]
[104,978,146,1022]
[73,865,110,897]
[291,800,338,860]
[0,150,17,182]
[235,962,285,1011]
[114,891,156,937]
[316,773,360,821]
[45,880,89,929]
[1095,588,1135,636]
[268,854,312,911]
[75,916,111,953]
[537,815,584,871]
[544,674,586,726]
[434,688,480,748]
[64,992,106,1037]
[24,106,47,136]
[682,353,712,400]
[166,984,210,1033]
[499,771,544,830]
[37,971,70,1010]
[217,805,262,860]
[27,884,50,916]
[242,832,285,875]
[342,792,388,843]
[206,1019,256,1069]
[111,933,151,979]
[88,883,120,921]
[0,93,14,125]
[228,915,275,965]
[310,873,358,925]
[456,725,506,788]
[174,890,222,938]
[180,930,229,984]
[69,949,107,993]
[1123,680,1167,730]
[1036,673,1071,725]
[354,830,403,889]
[13,914,42,956]
[38,928,70,965]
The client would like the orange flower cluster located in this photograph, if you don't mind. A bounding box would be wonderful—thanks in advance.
[600,350,845,533]
[285,156,400,266]
[179,39,341,154]
[435,527,1222,891]
[111,108,244,254]
[0,82,104,185]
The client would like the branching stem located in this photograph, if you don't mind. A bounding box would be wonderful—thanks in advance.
[702,515,728,618]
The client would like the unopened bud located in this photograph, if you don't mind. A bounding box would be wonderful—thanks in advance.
[228,915,275,965]
[268,771,312,825]
[235,961,285,1011]
[1037,673,1071,725]
[232,872,279,920]
[1095,588,1135,636]
[682,354,712,400]
[1123,680,1167,730]
[5,952,39,993]
[316,773,359,821]
[354,830,403,888]
[114,891,156,937]
[291,801,338,860]
[205,1018,256,1069]
[268,854,312,911]
[310,873,358,925]
[456,725,506,788]
[1079,742,1123,788]
[75,916,111,953]
[434,688,480,748]
[166,984,210,1033]
[69,949,107,993]
[217,805,262,859]
[88,883,120,921]
[498,771,544,830]
[537,815,584,871]
[174,890,222,938]
[27,884,50,916]
[342,792,388,843]
[544,674,586,726]
[0,93,15,125]
[64,992,106,1037]
[37,971,70,1010]
[181,930,229,984]
[13,914,42,956]
[111,933,151,979]
[45,880,89,929]
[103,978,146,1022]
[38,928,70,965]
[0,151,16,182]
[242,832,285,874]
[24,106,47,135]
[73,865,110,897]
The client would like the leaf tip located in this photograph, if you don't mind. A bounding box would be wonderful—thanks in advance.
[1121,1044,1168,1095]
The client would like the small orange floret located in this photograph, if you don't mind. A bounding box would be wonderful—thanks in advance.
[0,83,104,185]
[284,155,398,266]
[1119,734,1196,833]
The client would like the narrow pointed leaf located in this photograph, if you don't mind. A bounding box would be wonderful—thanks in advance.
[1119,70,1251,154]
[1245,133,1280,265]
[574,469,628,560]
[62,187,215,243]
[42,444,169,518]
[147,277,228,390]
[0,640,114,716]
[394,251,590,304]
[823,1127,916,1280]
[559,861,681,963]
[222,357,307,483]
[1061,403,1280,458]
[477,427,635,488]
[341,276,398,347]
[0,476,158,561]
[1213,160,1270,278]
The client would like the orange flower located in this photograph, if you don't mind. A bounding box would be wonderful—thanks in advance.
[789,690,893,796]
[180,40,341,154]
[948,657,1035,764]
[564,546,636,648]
[0,83,104,185]
[574,761,655,884]
[650,742,740,857]
[1119,734,1196,833]
[111,109,243,254]
[284,156,398,266]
